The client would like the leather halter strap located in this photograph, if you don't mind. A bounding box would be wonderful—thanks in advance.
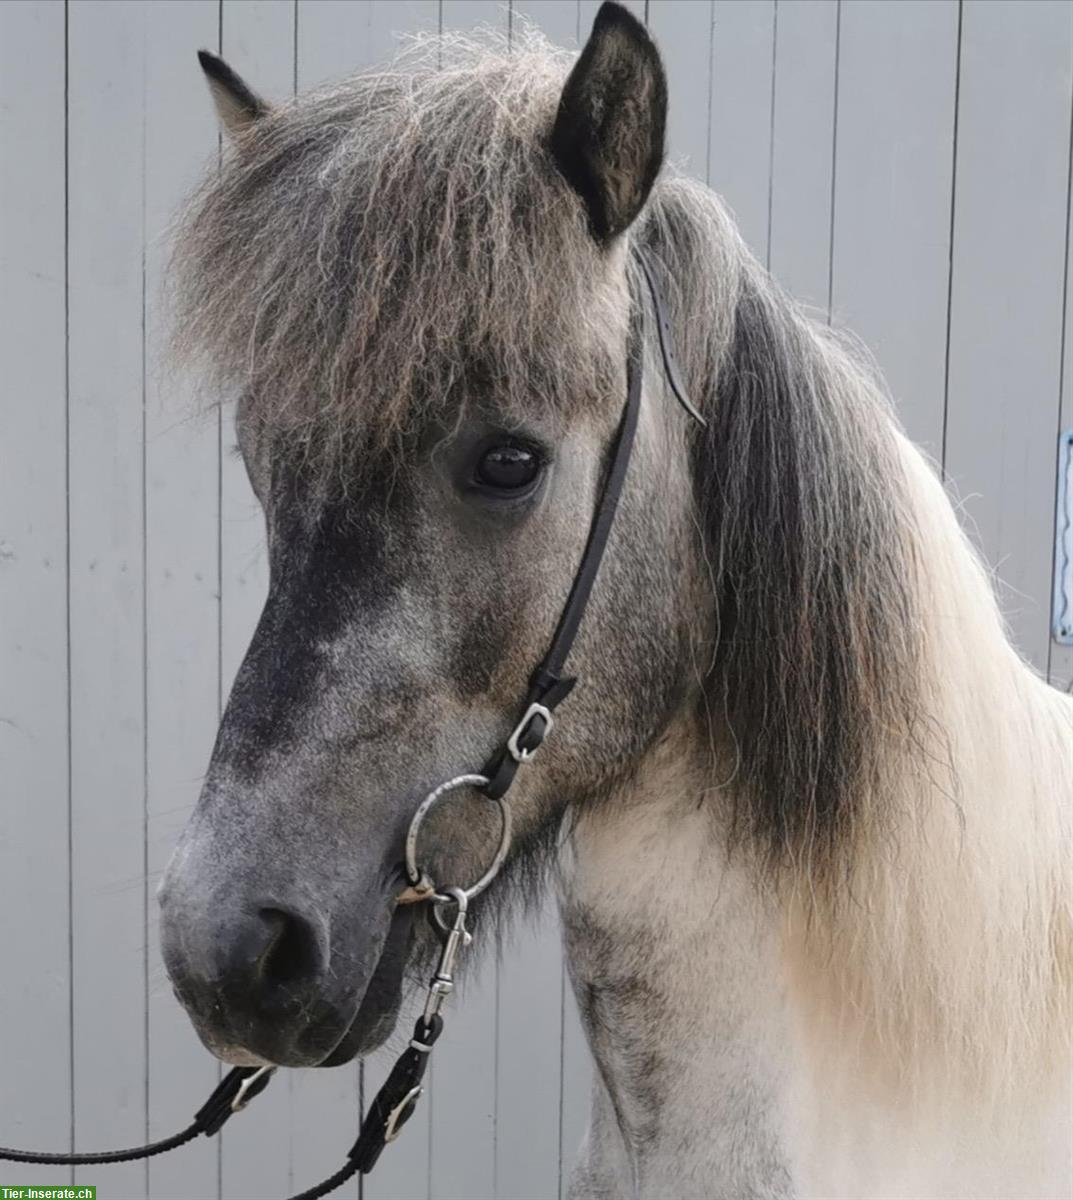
[480,250,703,803]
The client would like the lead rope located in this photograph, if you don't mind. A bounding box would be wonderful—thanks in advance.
[0,1064,275,1164]
[0,252,701,1199]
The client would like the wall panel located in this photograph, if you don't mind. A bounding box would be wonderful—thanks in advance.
[2,4,1070,1198]
[831,0,959,455]
[143,4,224,1199]
[944,0,1073,672]
[0,2,70,1185]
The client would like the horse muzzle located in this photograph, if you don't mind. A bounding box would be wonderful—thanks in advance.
[158,878,412,1068]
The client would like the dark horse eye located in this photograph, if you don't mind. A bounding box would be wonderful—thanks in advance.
[474,444,541,493]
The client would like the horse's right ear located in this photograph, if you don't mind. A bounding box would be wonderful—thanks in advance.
[549,1,667,243]
[198,50,271,139]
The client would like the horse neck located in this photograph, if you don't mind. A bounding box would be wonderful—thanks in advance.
[556,724,796,1198]
[556,429,1073,1198]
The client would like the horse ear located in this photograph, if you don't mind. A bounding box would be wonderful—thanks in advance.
[197,50,271,139]
[549,1,667,242]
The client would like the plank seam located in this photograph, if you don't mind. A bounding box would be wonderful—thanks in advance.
[64,0,74,1179]
[1046,45,1073,684]
[940,0,964,481]
[765,0,778,271]
[825,0,841,324]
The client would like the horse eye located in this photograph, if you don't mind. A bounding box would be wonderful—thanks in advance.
[474,444,541,493]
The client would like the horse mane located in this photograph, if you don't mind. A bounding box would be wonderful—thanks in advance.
[641,177,1072,1096]
[171,26,1071,1097]
[638,182,926,880]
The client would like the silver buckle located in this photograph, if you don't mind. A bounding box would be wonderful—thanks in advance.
[506,702,553,764]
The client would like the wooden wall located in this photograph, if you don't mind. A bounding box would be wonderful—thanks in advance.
[1,2,1070,1197]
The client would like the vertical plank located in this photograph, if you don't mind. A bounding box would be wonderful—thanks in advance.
[297,0,439,88]
[647,1,713,182]
[944,0,1073,673]
[708,0,776,259]
[511,0,579,49]
[768,0,838,308]
[0,1,70,1185]
[66,4,147,1193]
[831,0,959,454]
[494,906,564,1200]
[1050,101,1073,693]
[144,4,224,1200]
[213,7,309,1196]
[441,0,510,36]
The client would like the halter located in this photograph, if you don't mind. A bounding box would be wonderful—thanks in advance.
[0,248,701,1199]
[364,245,704,1171]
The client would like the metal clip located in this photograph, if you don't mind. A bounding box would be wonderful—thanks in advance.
[230,1065,275,1113]
[506,702,553,764]
[422,886,472,1025]
[383,1085,423,1143]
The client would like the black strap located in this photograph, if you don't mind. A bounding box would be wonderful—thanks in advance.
[483,329,644,800]
[0,1065,273,1165]
[635,247,707,427]
[349,1014,443,1173]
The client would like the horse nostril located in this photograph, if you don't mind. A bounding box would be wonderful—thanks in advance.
[257,907,322,990]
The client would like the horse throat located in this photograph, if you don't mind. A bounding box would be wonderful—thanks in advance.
[556,721,795,1199]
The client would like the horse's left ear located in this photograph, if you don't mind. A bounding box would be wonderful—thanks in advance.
[549,1,667,242]
[197,50,271,139]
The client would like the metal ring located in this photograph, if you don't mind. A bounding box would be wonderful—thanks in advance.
[403,773,511,903]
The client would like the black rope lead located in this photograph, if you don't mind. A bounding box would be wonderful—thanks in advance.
[0,1065,274,1165]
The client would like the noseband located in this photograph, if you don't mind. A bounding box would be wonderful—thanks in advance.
[0,248,701,1199]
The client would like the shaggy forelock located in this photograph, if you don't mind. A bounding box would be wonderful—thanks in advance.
[171,29,627,472]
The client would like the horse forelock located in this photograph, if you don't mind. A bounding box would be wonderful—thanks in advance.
[170,28,628,478]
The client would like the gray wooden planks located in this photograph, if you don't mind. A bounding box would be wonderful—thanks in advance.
[66,4,148,1193]
[3,4,1073,1199]
[0,1,70,1186]
[647,1,713,182]
[831,0,959,456]
[1050,83,1073,694]
[709,0,775,262]
[143,4,225,1199]
[768,0,838,309]
[944,0,1073,674]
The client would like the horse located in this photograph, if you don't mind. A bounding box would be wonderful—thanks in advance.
[159,5,1073,1196]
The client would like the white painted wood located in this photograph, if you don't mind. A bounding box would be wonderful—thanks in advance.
[708,0,776,262]
[768,0,838,309]
[1050,116,1073,693]
[647,1,713,183]
[66,5,148,1193]
[512,0,580,49]
[944,0,1073,674]
[142,5,225,1200]
[298,0,439,88]
[831,0,959,455]
[0,2,70,1186]
[494,905,564,1200]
